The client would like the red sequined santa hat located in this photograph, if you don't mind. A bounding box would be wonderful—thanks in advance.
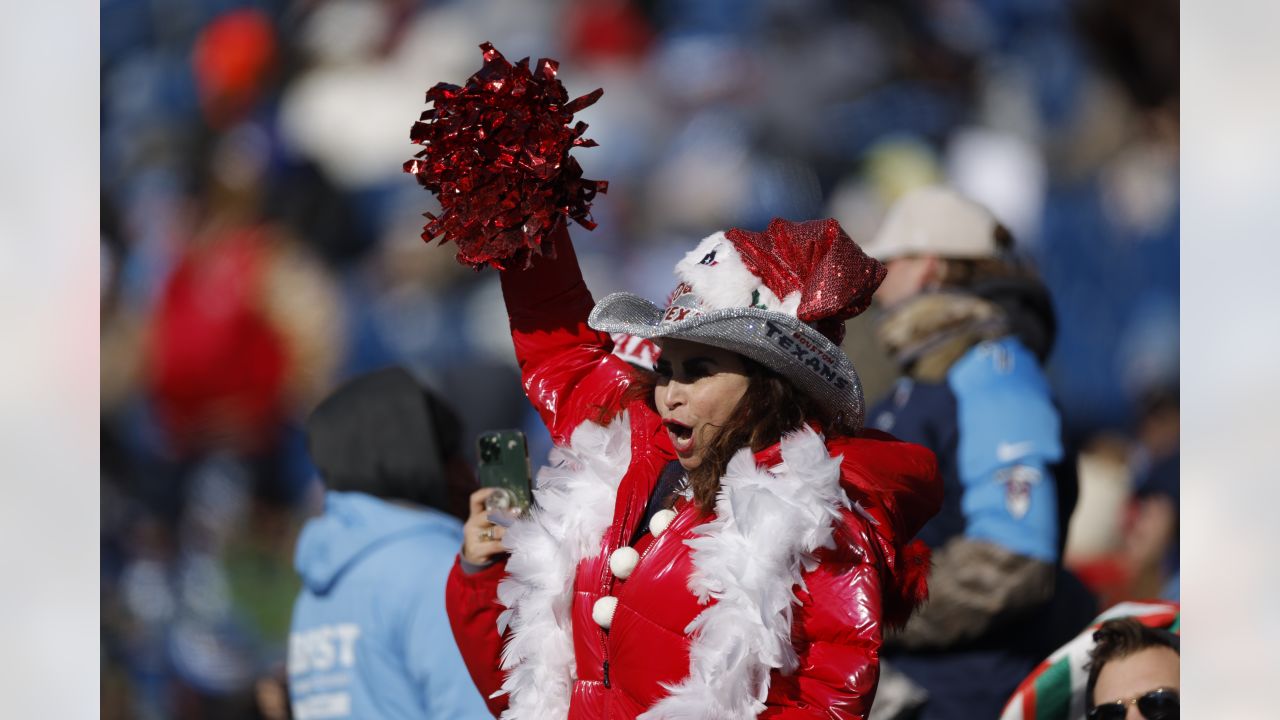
[589,218,885,429]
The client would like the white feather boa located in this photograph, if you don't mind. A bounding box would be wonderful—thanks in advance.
[494,413,633,719]
[495,415,848,720]
[639,426,847,719]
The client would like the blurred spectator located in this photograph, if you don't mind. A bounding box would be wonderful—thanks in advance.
[192,9,277,130]
[288,367,488,718]
[1062,389,1179,608]
[1063,435,1134,607]
[865,187,1095,720]
[1123,388,1179,602]
[145,125,343,460]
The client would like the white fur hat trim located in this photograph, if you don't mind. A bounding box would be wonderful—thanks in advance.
[609,546,640,580]
[649,509,677,538]
[673,232,801,316]
[591,595,618,630]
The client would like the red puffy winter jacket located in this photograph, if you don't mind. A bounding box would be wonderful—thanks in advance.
[446,226,942,719]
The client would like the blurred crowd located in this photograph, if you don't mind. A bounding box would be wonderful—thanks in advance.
[99,0,1177,717]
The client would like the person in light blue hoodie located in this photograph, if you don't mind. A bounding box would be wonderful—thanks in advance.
[288,367,492,719]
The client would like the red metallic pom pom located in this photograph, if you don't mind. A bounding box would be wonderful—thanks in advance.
[403,42,607,270]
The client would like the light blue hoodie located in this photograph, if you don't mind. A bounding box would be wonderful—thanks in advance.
[288,491,490,719]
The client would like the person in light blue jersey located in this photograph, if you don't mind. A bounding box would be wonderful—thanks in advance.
[864,187,1096,720]
[288,367,491,719]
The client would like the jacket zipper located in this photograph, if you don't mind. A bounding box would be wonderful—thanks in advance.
[598,501,685,691]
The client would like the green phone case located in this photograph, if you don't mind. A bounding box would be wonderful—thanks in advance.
[477,429,533,516]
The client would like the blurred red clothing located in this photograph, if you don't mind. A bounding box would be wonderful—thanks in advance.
[147,226,287,454]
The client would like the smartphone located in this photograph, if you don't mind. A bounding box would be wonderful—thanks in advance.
[477,429,533,521]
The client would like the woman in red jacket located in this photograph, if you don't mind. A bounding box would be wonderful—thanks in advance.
[447,217,943,719]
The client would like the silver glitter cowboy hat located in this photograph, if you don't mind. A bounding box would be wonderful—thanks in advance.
[588,218,886,429]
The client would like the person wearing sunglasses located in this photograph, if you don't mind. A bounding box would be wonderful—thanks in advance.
[1085,618,1180,720]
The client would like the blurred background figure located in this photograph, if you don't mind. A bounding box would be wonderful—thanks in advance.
[1123,388,1179,603]
[864,187,1094,720]
[1064,387,1180,609]
[289,367,488,719]
[100,0,1176,716]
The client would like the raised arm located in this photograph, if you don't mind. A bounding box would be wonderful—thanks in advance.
[499,222,636,443]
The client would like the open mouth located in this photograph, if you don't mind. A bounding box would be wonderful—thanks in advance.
[663,420,695,453]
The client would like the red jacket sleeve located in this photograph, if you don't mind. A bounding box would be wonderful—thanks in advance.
[498,222,635,443]
[761,510,884,719]
[445,557,510,718]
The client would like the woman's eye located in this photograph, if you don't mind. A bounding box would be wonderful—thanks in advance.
[685,365,712,379]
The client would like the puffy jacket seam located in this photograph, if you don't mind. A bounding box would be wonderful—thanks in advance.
[611,600,692,640]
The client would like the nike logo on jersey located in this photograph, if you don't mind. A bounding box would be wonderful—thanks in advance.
[996,440,1036,463]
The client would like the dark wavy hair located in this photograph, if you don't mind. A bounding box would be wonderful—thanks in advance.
[624,354,859,513]
[1084,618,1181,710]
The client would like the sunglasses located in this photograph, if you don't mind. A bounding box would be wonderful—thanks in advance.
[1087,688,1179,720]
